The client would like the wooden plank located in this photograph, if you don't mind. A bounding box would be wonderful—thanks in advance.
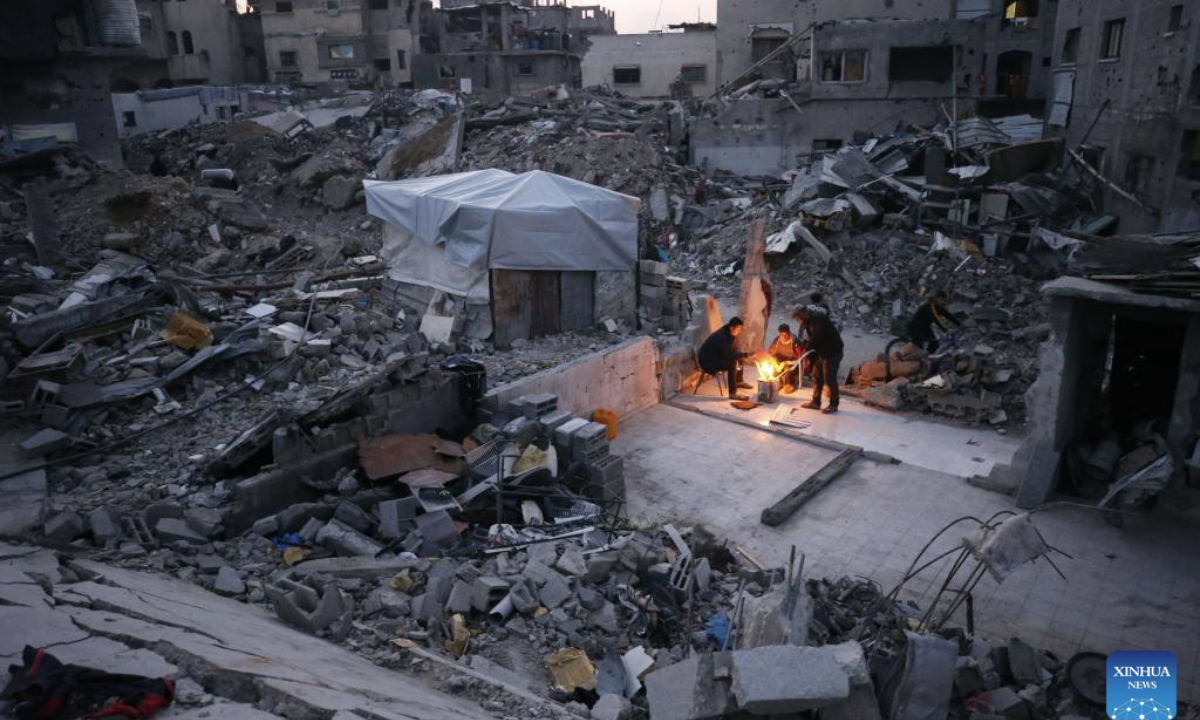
[559,271,595,332]
[531,271,561,338]
[761,448,862,527]
[491,270,534,349]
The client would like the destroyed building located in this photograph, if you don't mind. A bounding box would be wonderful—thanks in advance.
[1044,0,1200,233]
[0,0,147,169]
[698,0,1060,176]
[582,23,717,98]
[6,0,1200,717]
[251,0,425,86]
[110,0,252,89]
[412,0,614,95]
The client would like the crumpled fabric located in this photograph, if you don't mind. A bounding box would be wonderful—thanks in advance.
[1,646,175,720]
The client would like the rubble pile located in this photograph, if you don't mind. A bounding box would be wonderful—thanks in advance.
[673,116,1108,425]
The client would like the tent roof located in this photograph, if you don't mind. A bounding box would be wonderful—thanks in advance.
[363,170,640,273]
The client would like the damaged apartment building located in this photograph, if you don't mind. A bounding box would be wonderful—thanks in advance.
[251,0,427,86]
[696,0,1057,175]
[1044,0,1200,233]
[413,0,615,95]
[0,0,148,169]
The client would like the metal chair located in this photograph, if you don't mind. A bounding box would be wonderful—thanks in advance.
[691,348,727,396]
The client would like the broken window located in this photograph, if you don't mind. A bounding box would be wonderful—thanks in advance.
[182,30,194,54]
[374,58,390,71]
[397,50,407,69]
[439,64,457,78]
[1002,0,1038,28]
[889,46,954,82]
[680,64,706,83]
[819,50,866,83]
[369,0,388,8]
[612,66,640,84]
[1169,4,1183,32]
[1062,27,1080,64]
[328,43,354,59]
[279,50,297,68]
[1180,130,1200,181]
[582,9,594,19]
[751,29,789,63]
[1123,153,1153,195]
[122,111,136,128]
[275,1,293,12]
[216,106,226,120]
[167,31,179,55]
[515,61,534,76]
[327,0,340,10]
[1101,19,1124,59]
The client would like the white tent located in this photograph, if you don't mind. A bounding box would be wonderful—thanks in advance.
[364,169,640,302]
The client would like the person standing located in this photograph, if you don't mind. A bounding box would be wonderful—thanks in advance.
[793,307,844,414]
[698,317,754,400]
[908,290,959,353]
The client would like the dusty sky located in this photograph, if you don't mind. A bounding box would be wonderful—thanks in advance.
[597,0,717,33]
[237,0,718,34]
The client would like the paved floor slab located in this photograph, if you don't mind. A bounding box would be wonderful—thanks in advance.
[672,389,1020,479]
[614,403,1200,702]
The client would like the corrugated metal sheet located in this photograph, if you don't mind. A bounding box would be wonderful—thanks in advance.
[96,0,140,46]
[991,114,1045,144]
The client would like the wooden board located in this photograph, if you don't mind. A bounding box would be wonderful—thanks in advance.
[760,447,862,527]
[531,270,562,338]
[492,269,534,349]
[559,271,595,332]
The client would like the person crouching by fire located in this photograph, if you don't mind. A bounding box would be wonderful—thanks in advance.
[768,323,803,394]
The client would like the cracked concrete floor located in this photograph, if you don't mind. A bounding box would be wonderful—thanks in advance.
[613,402,1200,702]
[0,543,508,720]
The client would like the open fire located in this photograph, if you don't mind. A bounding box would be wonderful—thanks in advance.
[755,356,786,382]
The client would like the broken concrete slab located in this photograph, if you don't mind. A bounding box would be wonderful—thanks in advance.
[730,645,850,714]
[154,517,207,545]
[213,566,246,596]
[43,511,84,543]
[645,652,736,720]
[316,518,384,557]
[35,558,496,719]
[0,450,47,538]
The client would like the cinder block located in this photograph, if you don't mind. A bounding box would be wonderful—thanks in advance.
[731,645,850,714]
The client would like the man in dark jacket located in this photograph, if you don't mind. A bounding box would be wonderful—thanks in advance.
[908,290,959,353]
[793,306,844,414]
[698,317,753,400]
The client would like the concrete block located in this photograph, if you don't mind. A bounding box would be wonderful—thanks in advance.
[154,518,207,545]
[89,506,121,543]
[213,566,245,596]
[537,410,573,435]
[554,417,590,449]
[316,519,384,557]
[591,693,630,720]
[472,576,510,613]
[297,517,324,543]
[554,549,587,577]
[20,428,70,458]
[334,500,373,533]
[446,580,474,614]
[535,569,572,609]
[44,511,83,543]
[518,393,558,420]
[730,645,849,714]
[1005,638,1039,686]
[645,652,736,720]
[377,498,418,539]
[184,508,223,539]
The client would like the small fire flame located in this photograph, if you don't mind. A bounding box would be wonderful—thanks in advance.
[756,356,785,382]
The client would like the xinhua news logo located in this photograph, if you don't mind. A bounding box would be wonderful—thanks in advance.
[1107,650,1177,720]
